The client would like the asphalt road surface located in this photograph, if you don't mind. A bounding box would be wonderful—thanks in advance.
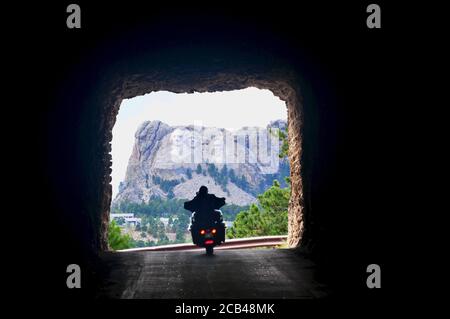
[96,249,330,299]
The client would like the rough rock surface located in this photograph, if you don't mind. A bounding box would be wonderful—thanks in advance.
[74,35,311,251]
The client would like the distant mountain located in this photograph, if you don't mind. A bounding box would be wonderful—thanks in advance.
[112,120,289,207]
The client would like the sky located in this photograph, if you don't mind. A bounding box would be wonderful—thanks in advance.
[111,87,287,198]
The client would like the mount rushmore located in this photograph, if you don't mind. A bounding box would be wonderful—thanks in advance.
[112,119,289,207]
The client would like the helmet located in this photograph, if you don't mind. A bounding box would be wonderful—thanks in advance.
[198,185,208,195]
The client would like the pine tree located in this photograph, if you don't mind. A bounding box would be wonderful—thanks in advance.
[226,180,289,239]
[186,168,192,179]
[108,220,133,250]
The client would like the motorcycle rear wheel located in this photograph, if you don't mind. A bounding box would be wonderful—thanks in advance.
[206,246,214,255]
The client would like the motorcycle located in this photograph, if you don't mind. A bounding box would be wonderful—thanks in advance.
[189,209,226,255]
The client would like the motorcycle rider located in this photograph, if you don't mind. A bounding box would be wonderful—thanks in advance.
[184,186,225,225]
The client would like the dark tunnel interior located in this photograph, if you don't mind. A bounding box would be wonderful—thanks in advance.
[14,2,402,301]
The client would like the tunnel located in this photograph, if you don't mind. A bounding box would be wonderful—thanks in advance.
[98,69,308,251]
[25,2,390,301]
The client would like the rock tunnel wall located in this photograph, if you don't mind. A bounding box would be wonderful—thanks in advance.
[96,67,306,251]
[25,2,398,299]
[43,16,336,263]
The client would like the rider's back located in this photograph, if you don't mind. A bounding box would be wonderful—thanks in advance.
[184,193,225,225]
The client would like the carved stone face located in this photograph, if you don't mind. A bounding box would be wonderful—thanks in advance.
[169,128,187,162]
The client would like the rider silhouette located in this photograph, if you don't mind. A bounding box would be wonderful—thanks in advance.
[184,186,225,225]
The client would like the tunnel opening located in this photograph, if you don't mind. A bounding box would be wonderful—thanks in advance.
[109,88,291,249]
[97,72,306,252]
[39,37,340,299]
[35,5,350,298]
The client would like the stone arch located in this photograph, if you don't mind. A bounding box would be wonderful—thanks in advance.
[96,70,305,250]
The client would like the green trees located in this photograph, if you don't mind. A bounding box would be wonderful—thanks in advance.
[227,125,291,238]
[221,204,249,220]
[228,168,236,182]
[115,217,125,226]
[218,164,229,190]
[108,220,133,250]
[207,163,218,177]
[141,215,166,238]
[227,180,289,238]
[277,129,289,159]
[186,168,192,179]
[175,228,186,242]
[151,176,180,193]
[232,174,249,192]
[113,198,188,217]
[270,127,289,159]
[112,199,191,247]
[204,164,252,194]
[227,125,290,238]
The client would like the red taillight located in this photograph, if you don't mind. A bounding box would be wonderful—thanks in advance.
[200,229,206,235]
[211,228,217,234]
[205,240,214,245]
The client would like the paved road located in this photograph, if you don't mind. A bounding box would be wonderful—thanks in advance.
[96,249,330,299]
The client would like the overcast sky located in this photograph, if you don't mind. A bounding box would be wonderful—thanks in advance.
[111,87,287,198]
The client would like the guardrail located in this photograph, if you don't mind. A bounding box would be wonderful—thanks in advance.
[118,235,288,252]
